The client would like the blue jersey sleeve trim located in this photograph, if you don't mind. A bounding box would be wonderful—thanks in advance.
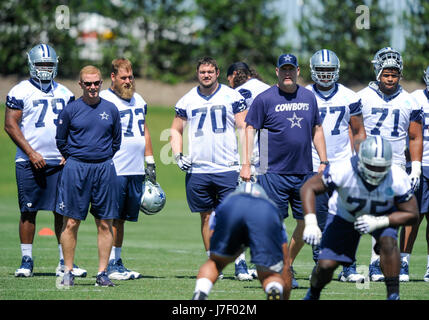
[232,98,247,114]
[394,189,413,204]
[410,109,423,122]
[349,99,363,116]
[5,96,24,110]
[175,107,187,118]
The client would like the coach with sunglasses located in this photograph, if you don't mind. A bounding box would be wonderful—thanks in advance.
[55,65,122,287]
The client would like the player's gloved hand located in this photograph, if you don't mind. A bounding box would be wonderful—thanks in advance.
[354,214,390,234]
[303,213,322,246]
[145,163,156,184]
[174,153,192,172]
[409,161,421,192]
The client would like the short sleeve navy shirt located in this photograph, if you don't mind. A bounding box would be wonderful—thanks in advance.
[245,85,321,174]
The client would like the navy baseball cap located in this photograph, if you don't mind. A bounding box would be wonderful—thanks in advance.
[226,62,250,77]
[277,54,299,68]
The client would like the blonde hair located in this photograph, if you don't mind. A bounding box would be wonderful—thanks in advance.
[111,58,133,75]
[79,65,102,81]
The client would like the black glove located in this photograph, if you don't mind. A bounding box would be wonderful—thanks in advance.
[145,163,156,183]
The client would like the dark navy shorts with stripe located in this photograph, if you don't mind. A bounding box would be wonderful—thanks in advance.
[16,160,62,213]
[185,171,239,213]
[55,158,119,221]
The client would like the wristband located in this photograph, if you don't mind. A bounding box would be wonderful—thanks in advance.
[304,213,318,225]
[145,155,155,164]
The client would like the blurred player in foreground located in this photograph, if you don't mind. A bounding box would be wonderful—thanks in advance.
[300,136,418,300]
[192,181,292,300]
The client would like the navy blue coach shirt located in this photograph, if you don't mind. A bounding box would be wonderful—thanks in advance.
[56,97,121,162]
[245,85,320,174]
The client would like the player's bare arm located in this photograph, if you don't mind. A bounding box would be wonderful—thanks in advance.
[4,107,46,169]
[239,123,255,181]
[349,114,366,153]
[170,115,187,155]
[408,120,423,162]
[312,124,328,173]
[300,173,328,216]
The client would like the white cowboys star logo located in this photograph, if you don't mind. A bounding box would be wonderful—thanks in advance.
[287,112,303,128]
[59,201,65,210]
[284,55,293,61]
[100,112,109,120]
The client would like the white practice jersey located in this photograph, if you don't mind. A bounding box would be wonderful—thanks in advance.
[100,89,147,175]
[6,79,75,162]
[411,89,429,167]
[306,83,362,172]
[359,83,422,168]
[235,78,270,167]
[323,157,413,223]
[175,84,247,173]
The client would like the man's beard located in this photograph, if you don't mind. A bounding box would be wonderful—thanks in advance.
[113,81,135,100]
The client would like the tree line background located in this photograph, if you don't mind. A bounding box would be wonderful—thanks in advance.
[1,0,428,86]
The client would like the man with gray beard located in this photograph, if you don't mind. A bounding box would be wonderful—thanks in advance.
[100,58,156,280]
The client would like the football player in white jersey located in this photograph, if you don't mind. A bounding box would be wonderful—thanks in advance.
[4,43,86,278]
[399,67,429,282]
[306,49,366,283]
[170,57,247,273]
[226,61,270,281]
[358,47,423,282]
[100,58,155,280]
[301,136,418,300]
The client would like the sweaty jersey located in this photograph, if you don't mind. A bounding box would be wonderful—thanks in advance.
[6,79,75,162]
[245,84,321,174]
[307,83,362,172]
[358,82,422,168]
[100,89,147,175]
[323,156,413,223]
[235,78,270,168]
[175,84,247,173]
[411,89,429,167]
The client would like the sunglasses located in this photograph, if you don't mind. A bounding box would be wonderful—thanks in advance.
[81,80,102,87]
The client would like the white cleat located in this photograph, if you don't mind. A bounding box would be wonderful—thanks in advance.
[56,259,87,277]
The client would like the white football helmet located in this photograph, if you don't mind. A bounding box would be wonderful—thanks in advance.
[310,49,340,88]
[28,43,58,82]
[140,179,166,215]
[423,66,429,89]
[371,47,402,81]
[357,136,392,186]
[234,180,268,199]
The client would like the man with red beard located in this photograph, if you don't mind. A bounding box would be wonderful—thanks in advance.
[100,58,156,280]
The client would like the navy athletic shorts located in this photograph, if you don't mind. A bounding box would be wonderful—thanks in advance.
[257,172,311,220]
[15,160,63,213]
[56,158,119,220]
[185,171,239,212]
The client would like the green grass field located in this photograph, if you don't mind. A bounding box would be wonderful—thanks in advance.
[0,104,428,301]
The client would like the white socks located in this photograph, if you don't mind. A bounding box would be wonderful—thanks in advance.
[194,278,213,296]
[370,237,379,264]
[21,244,32,258]
[58,244,64,260]
[265,281,283,295]
[109,246,122,262]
